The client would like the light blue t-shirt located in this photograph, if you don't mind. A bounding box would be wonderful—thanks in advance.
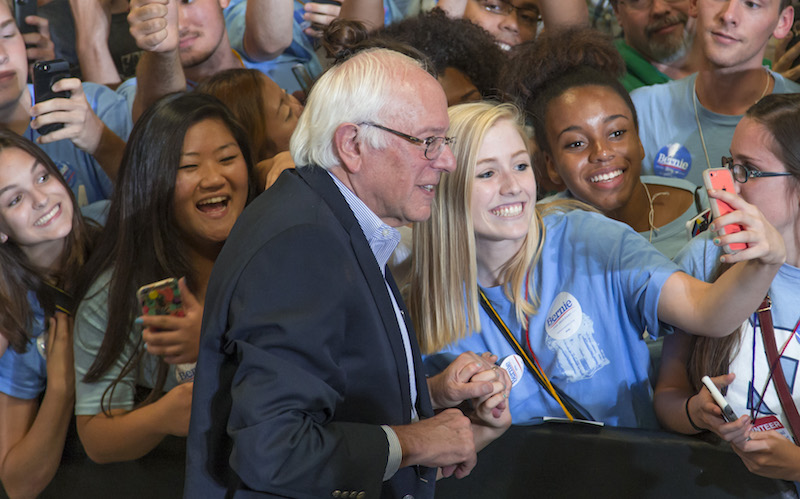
[631,70,800,188]
[540,175,706,259]
[27,82,133,206]
[74,270,179,415]
[675,233,800,437]
[0,292,46,400]
[425,209,680,428]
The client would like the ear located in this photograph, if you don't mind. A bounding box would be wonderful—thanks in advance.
[333,123,363,174]
[772,5,794,39]
[218,0,231,9]
[544,152,564,186]
[688,0,699,18]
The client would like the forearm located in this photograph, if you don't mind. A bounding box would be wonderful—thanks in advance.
[654,388,702,435]
[540,0,588,30]
[471,423,507,452]
[76,403,170,464]
[340,0,383,31]
[131,51,184,122]
[74,38,121,86]
[243,0,293,60]
[0,389,73,499]
[89,125,125,182]
[70,0,121,85]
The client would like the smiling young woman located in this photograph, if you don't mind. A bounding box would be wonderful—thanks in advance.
[69,93,256,464]
[0,132,97,498]
[409,100,787,429]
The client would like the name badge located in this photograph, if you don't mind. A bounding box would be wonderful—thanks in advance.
[752,415,794,442]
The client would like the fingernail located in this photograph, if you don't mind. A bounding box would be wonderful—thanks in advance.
[713,238,720,245]
[143,342,148,350]
[719,255,727,263]
[710,224,716,231]
[134,317,143,325]
[475,363,481,368]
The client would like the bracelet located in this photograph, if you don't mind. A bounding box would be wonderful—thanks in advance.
[685,396,705,432]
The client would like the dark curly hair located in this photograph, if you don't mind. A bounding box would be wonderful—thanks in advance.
[377,8,506,99]
[500,26,636,156]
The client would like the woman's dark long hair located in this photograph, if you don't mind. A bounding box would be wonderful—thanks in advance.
[0,131,96,352]
[74,92,256,413]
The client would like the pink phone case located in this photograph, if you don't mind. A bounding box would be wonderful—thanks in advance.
[703,168,746,254]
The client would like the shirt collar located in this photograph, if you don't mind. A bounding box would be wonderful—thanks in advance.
[328,171,400,274]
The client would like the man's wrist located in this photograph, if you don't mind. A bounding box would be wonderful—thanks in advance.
[380,425,402,480]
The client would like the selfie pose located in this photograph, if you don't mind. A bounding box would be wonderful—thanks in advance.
[410,101,785,428]
[0,132,96,497]
[71,93,255,463]
[656,94,800,481]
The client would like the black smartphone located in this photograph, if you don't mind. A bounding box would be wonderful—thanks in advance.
[33,60,71,135]
[14,0,37,34]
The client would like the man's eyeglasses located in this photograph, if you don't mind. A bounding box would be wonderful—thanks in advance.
[721,157,795,184]
[618,0,684,11]
[360,122,456,160]
[477,0,541,29]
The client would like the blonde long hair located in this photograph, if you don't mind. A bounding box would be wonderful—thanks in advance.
[408,101,547,354]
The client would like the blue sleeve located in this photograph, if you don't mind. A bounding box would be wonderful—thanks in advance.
[114,77,138,115]
[82,82,133,141]
[0,298,47,399]
[673,230,720,281]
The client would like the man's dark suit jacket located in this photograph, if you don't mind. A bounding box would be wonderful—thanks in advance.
[184,166,436,498]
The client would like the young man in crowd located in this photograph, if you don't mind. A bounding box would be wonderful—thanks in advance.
[632,0,800,187]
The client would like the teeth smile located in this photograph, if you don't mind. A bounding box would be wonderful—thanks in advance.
[34,204,59,226]
[421,185,434,192]
[497,42,511,51]
[197,196,227,206]
[491,203,523,217]
[590,170,622,183]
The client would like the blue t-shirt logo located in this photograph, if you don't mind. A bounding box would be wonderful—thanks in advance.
[654,143,691,178]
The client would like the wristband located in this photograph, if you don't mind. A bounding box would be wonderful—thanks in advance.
[685,396,705,432]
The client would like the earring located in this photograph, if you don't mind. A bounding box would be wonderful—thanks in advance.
[0,234,7,243]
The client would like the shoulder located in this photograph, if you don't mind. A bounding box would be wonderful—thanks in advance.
[631,75,690,106]
[641,174,699,193]
[771,71,800,93]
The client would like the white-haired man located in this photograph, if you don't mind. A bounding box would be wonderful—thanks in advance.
[185,48,510,498]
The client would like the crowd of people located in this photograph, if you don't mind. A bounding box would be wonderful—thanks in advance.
[0,0,798,496]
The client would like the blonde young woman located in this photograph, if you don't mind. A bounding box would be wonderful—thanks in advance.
[408,101,785,428]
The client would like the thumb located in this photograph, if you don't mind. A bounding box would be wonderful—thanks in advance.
[712,372,735,389]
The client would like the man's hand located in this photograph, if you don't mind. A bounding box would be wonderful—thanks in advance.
[128,0,178,53]
[391,408,476,478]
[22,16,55,64]
[427,351,496,410]
[30,77,106,153]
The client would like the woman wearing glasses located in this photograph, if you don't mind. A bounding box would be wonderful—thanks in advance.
[655,94,800,481]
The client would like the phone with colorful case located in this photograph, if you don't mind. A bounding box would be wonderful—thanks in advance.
[136,278,196,383]
[137,278,184,318]
[703,168,747,254]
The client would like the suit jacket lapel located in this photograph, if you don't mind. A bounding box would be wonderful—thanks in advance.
[297,167,414,421]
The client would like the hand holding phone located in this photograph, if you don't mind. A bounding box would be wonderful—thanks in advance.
[137,278,196,383]
[702,375,739,423]
[14,0,37,34]
[32,60,71,135]
[703,168,747,254]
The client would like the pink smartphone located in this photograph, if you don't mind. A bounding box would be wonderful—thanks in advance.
[703,168,747,254]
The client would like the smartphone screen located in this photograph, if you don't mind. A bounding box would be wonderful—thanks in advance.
[703,168,747,253]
